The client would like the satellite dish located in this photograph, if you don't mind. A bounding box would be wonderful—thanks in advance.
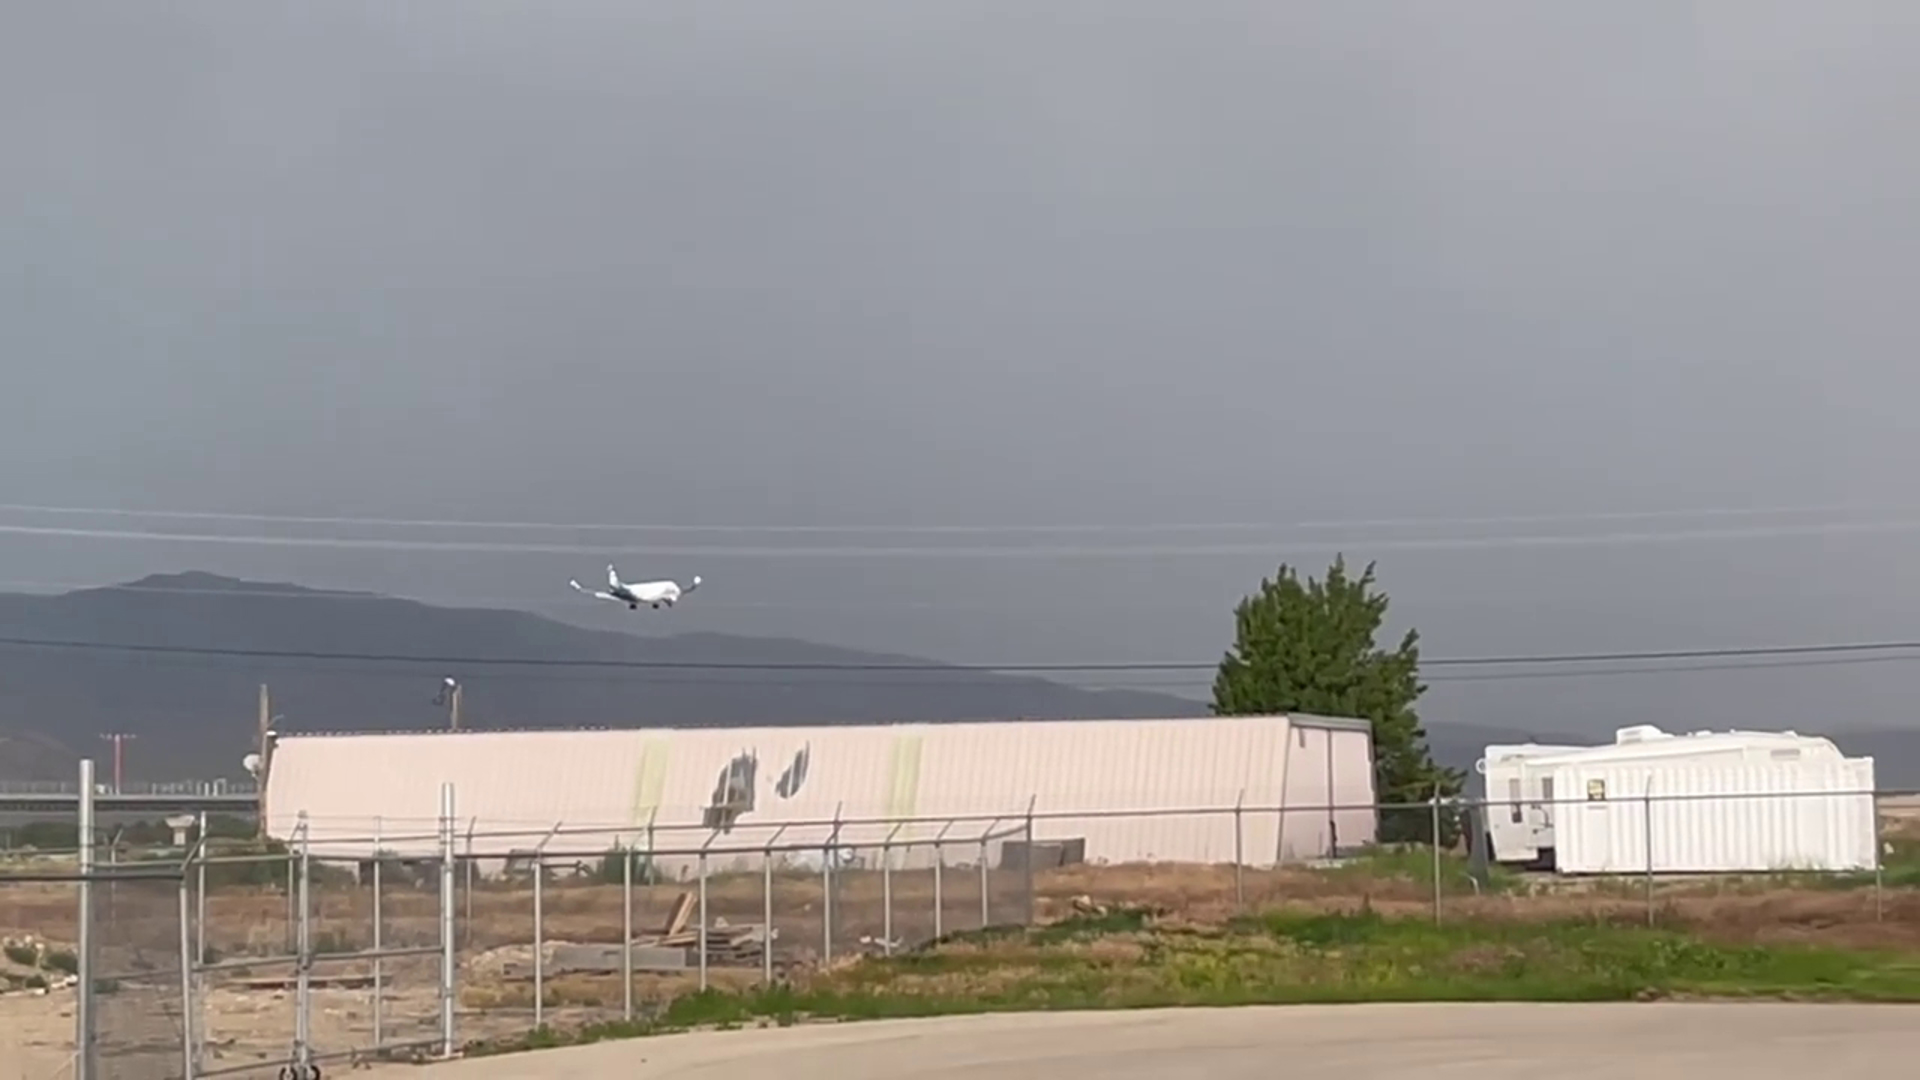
[242,753,263,777]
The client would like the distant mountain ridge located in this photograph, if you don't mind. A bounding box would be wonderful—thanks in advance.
[0,573,1206,780]
[4,573,1918,792]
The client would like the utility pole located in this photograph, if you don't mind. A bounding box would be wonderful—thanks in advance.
[435,678,462,731]
[256,684,271,840]
[97,733,137,794]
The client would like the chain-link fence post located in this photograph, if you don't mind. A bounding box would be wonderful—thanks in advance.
[932,821,952,940]
[823,812,843,965]
[645,812,658,887]
[463,820,476,951]
[438,782,457,1060]
[881,824,900,955]
[1232,791,1245,915]
[1873,799,1885,923]
[191,825,208,1076]
[621,838,635,1020]
[294,814,315,1078]
[1431,784,1443,925]
[195,810,208,968]
[761,829,781,986]
[532,847,546,1032]
[372,815,385,1050]
[979,820,996,927]
[285,852,297,957]
[1023,797,1037,927]
[1643,777,1656,926]
[75,758,96,1080]
[697,843,712,992]
[177,862,196,1080]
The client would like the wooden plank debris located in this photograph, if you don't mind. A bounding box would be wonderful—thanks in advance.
[487,893,781,978]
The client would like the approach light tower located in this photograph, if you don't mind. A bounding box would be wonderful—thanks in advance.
[98,732,137,793]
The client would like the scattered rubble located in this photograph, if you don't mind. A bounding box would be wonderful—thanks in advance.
[0,935,80,997]
[466,891,782,980]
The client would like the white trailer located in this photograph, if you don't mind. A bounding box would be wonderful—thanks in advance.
[1478,725,1862,869]
[1549,755,1877,874]
[1476,740,1588,867]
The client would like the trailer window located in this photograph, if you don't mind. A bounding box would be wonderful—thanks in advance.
[1508,778,1522,824]
[1539,776,1555,824]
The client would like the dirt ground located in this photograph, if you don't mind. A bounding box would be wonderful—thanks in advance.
[4,849,1919,1075]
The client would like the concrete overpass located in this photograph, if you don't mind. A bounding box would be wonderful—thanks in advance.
[0,780,258,816]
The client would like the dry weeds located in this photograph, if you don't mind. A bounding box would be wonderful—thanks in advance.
[4,859,1919,963]
[2,852,1917,1066]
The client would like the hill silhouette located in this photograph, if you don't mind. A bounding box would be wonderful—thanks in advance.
[0,573,1205,781]
[5,574,1919,793]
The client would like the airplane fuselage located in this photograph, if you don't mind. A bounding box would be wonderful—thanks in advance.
[613,579,681,609]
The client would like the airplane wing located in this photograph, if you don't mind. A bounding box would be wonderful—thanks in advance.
[569,579,618,602]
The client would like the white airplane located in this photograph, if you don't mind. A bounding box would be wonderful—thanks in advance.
[569,564,702,610]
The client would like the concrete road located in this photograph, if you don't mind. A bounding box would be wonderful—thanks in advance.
[366,1002,1920,1078]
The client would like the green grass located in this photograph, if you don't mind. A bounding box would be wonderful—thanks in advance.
[465,907,1920,1057]
[1824,836,1920,889]
[1316,844,1521,894]
[1706,835,1920,892]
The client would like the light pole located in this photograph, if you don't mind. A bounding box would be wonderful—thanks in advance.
[434,678,462,731]
[98,733,137,794]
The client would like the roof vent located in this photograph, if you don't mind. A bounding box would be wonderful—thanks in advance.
[1614,724,1667,744]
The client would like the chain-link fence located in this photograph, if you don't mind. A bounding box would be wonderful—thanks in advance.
[185,815,456,1080]
[9,776,1920,1072]
[438,814,1035,1038]
[90,864,194,1080]
[0,857,192,1080]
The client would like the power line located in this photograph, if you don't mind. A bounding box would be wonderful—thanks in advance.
[2,636,1914,690]
[1421,640,1920,667]
[5,517,1920,558]
[0,634,1916,672]
[0,500,1891,535]
[0,577,1007,612]
[1418,652,1920,682]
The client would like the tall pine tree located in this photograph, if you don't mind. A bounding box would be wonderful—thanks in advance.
[1212,555,1462,843]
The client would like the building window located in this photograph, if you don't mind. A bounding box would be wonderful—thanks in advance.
[1508,778,1523,824]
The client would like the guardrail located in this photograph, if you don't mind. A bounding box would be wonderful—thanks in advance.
[0,779,257,797]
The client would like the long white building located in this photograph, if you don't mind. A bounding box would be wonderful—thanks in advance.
[261,714,1378,872]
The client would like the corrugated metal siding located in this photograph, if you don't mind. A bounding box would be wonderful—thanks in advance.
[1278,724,1329,861]
[264,728,649,846]
[1479,728,1862,867]
[1549,758,1878,874]
[1328,727,1379,854]
[905,717,1296,869]
[264,714,1379,869]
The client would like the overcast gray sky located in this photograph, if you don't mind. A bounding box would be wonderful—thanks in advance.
[4,1,1919,736]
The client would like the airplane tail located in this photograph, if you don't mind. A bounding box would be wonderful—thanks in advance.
[606,563,622,589]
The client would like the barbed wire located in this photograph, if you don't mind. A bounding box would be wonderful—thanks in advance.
[0,498,1897,534]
